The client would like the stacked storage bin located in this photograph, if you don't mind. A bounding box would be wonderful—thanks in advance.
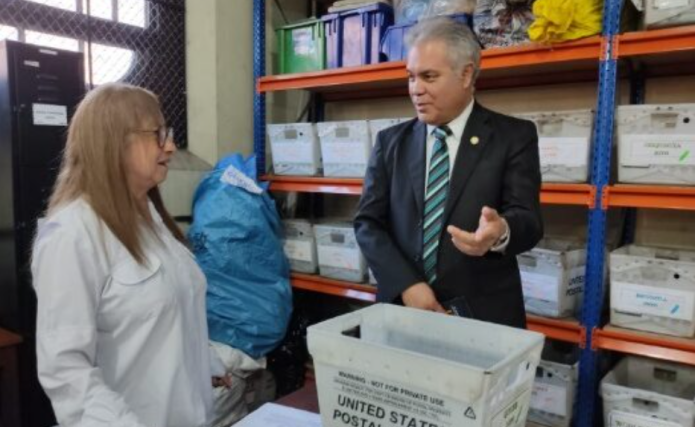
[630,0,695,29]
[518,239,587,318]
[616,104,695,185]
[276,19,325,74]
[323,3,394,68]
[516,110,595,183]
[282,219,319,274]
[609,245,695,338]
[317,120,372,177]
[267,123,322,176]
[314,221,367,283]
[529,342,579,427]
[601,357,695,427]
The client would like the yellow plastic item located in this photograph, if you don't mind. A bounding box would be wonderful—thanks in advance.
[528,0,603,43]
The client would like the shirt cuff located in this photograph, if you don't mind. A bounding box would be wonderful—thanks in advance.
[490,219,510,253]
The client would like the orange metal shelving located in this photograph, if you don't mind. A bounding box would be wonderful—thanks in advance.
[257,37,603,94]
[593,325,695,366]
[603,185,695,210]
[291,274,584,344]
[617,25,695,58]
[264,176,595,206]
[291,273,377,302]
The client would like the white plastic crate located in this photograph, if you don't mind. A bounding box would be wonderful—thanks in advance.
[515,110,593,183]
[617,104,695,185]
[317,121,372,177]
[610,245,695,338]
[601,356,695,427]
[631,0,695,29]
[307,304,544,427]
[267,123,321,176]
[368,118,411,147]
[528,343,579,427]
[314,222,366,283]
[518,238,587,318]
[282,219,318,274]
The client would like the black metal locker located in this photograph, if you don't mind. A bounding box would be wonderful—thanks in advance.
[0,39,85,427]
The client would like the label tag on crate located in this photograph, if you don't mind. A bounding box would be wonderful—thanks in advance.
[521,271,562,303]
[33,103,68,126]
[318,245,361,270]
[283,240,314,263]
[613,281,695,321]
[609,410,681,427]
[531,382,568,417]
[654,0,690,10]
[318,365,473,427]
[538,137,590,167]
[491,388,531,427]
[271,140,316,165]
[621,135,695,166]
[293,28,316,56]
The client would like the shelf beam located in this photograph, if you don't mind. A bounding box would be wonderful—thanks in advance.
[593,326,695,366]
[617,25,695,58]
[604,185,695,210]
[291,274,584,343]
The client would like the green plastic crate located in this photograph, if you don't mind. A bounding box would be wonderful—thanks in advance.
[277,18,325,74]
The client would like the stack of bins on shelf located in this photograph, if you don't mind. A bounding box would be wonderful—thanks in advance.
[629,0,695,29]
[282,218,369,285]
[600,356,695,427]
[596,102,695,427]
[529,342,580,427]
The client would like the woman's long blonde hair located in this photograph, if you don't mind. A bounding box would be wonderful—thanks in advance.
[48,83,185,264]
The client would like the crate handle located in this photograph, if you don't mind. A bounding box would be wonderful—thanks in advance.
[631,397,659,412]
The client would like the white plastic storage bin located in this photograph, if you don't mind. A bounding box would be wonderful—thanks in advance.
[518,238,587,318]
[601,356,695,427]
[317,121,372,177]
[314,222,366,282]
[528,343,579,427]
[633,0,695,29]
[282,219,318,274]
[515,110,593,183]
[610,245,695,338]
[307,304,545,427]
[616,104,695,185]
[267,123,321,176]
[368,117,411,147]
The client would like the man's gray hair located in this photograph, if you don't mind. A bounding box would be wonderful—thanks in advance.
[405,17,481,81]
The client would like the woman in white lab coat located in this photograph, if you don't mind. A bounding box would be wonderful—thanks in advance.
[32,83,221,427]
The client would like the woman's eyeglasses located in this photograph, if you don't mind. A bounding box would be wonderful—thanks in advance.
[136,126,173,148]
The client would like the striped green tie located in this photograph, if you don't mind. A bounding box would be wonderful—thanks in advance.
[423,125,452,285]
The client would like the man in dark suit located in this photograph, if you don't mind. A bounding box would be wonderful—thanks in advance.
[354,17,543,328]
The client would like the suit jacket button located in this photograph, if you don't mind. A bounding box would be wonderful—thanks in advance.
[414,255,421,262]
[417,220,423,227]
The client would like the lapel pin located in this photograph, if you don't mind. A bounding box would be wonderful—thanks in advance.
[470,136,479,145]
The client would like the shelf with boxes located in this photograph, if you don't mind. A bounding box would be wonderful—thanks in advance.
[264,175,596,206]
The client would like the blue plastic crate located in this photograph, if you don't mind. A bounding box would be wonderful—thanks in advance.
[379,13,473,63]
[322,3,394,69]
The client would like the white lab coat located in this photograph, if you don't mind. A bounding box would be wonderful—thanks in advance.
[32,198,213,427]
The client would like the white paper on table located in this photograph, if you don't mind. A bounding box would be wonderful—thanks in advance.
[233,403,322,427]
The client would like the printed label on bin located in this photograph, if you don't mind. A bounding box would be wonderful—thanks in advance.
[521,271,562,303]
[621,135,695,166]
[567,266,585,298]
[613,281,695,321]
[318,246,361,270]
[318,365,472,427]
[491,388,531,427]
[322,141,370,166]
[538,137,590,167]
[33,103,68,126]
[609,410,681,427]
[292,28,316,56]
[283,240,314,263]
[654,0,690,10]
[271,140,316,165]
[530,382,567,417]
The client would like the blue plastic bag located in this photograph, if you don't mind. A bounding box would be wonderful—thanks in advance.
[188,154,292,359]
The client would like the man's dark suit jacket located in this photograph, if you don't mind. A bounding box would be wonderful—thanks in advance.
[354,102,543,328]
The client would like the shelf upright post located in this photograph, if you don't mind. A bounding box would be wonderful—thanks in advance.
[576,0,624,426]
[254,0,267,176]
